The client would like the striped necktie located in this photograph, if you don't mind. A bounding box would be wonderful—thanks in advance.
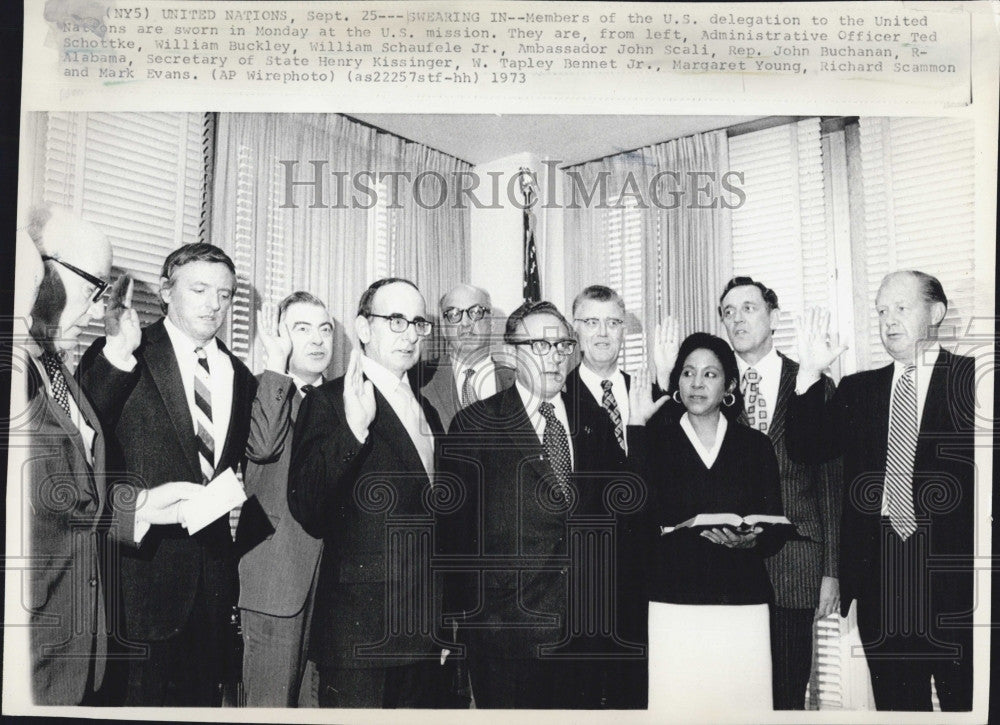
[742,368,768,433]
[885,365,918,540]
[461,367,476,409]
[193,346,215,484]
[600,379,626,452]
[40,351,72,418]
[539,401,573,504]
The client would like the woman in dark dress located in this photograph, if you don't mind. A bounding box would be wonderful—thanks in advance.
[627,332,785,713]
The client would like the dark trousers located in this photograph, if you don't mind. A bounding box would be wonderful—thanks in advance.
[856,524,973,711]
[318,660,445,708]
[470,655,604,709]
[123,575,231,706]
[769,605,814,710]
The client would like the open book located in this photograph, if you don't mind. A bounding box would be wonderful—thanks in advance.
[660,513,802,537]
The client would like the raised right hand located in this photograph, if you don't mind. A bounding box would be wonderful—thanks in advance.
[628,367,669,426]
[794,308,848,382]
[343,349,376,441]
[257,300,293,374]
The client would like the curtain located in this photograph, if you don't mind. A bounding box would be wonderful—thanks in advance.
[563,129,732,366]
[211,114,471,376]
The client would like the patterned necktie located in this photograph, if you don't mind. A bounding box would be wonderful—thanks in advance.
[885,365,918,540]
[40,351,72,417]
[600,379,626,452]
[193,346,215,484]
[461,367,476,409]
[742,368,768,433]
[539,401,573,503]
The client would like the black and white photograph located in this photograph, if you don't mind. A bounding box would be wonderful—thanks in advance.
[4,2,996,723]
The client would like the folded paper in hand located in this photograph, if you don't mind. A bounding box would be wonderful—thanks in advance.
[179,469,246,535]
[660,513,796,536]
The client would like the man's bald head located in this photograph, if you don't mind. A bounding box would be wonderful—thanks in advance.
[440,283,493,359]
[28,205,113,353]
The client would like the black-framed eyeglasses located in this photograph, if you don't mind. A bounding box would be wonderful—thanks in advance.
[574,317,625,331]
[42,255,109,303]
[510,338,577,356]
[442,304,490,324]
[368,313,433,337]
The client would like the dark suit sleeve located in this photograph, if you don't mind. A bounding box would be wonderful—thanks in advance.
[785,376,844,465]
[77,337,140,428]
[815,378,842,579]
[287,386,370,539]
[246,371,295,465]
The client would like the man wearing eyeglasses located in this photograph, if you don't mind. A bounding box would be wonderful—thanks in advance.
[441,300,623,708]
[79,242,257,706]
[414,283,516,432]
[288,277,450,708]
[19,206,204,705]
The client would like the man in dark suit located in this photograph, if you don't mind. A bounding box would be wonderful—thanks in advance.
[288,277,450,708]
[79,243,257,706]
[442,300,625,708]
[18,207,201,705]
[787,270,975,711]
[717,276,842,710]
[414,283,515,432]
[238,291,332,707]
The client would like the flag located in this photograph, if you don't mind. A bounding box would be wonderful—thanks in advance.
[519,168,541,303]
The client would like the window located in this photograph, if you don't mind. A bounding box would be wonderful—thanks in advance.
[34,111,211,363]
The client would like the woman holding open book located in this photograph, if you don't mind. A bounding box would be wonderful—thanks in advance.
[627,332,785,713]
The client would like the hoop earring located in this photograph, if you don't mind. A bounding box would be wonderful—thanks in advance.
[722,392,736,407]
[672,391,681,404]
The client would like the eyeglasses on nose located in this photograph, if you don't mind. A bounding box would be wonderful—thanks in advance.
[368,313,433,337]
[511,338,577,356]
[442,304,490,324]
[42,255,109,303]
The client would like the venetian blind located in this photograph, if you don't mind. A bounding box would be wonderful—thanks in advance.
[40,112,211,363]
[728,119,831,359]
[857,117,976,369]
[604,199,649,371]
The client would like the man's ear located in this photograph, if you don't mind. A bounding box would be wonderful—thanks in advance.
[768,307,781,332]
[159,276,171,306]
[354,315,371,346]
[930,301,947,327]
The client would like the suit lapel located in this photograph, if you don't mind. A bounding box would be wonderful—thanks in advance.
[497,386,551,482]
[769,354,796,443]
[919,349,951,435]
[63,363,106,510]
[144,321,202,479]
[213,338,251,475]
[872,363,894,465]
[370,383,431,482]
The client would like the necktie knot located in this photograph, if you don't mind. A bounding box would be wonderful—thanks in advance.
[744,368,759,383]
[40,351,72,417]
[600,379,613,391]
[195,346,211,374]
[464,367,476,381]
[539,401,556,420]
[903,364,916,380]
[300,384,315,395]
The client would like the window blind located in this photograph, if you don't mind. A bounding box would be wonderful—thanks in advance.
[728,118,830,359]
[604,199,649,371]
[40,112,210,363]
[857,117,976,369]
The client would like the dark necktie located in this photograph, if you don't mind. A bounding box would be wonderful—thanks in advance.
[600,379,626,452]
[40,351,72,417]
[193,346,215,484]
[742,368,768,433]
[460,367,476,409]
[885,365,918,539]
[300,383,315,396]
[539,401,573,503]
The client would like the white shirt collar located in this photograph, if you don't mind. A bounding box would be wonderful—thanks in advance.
[679,412,728,468]
[291,373,323,395]
[735,345,781,380]
[361,354,408,393]
[577,359,623,390]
